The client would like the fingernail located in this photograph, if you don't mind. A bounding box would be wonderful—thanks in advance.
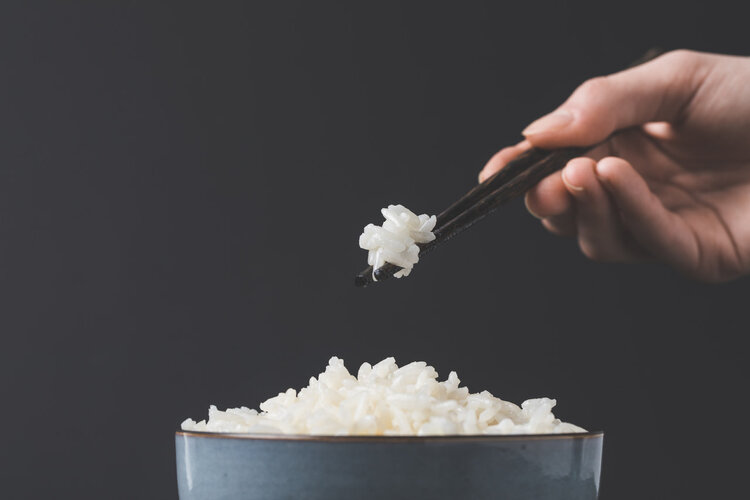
[595,161,612,181]
[522,110,573,136]
[478,170,485,183]
[562,168,584,192]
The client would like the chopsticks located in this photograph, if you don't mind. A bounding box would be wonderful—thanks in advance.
[354,145,588,287]
[354,48,664,287]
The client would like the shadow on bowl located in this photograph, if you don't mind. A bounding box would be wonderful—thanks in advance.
[176,430,603,500]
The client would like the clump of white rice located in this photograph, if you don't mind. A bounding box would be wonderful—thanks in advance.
[181,357,585,436]
[359,204,436,278]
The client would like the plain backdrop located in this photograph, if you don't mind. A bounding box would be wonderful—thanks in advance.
[1,1,748,499]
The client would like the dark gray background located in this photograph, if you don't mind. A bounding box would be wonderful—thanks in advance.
[1,1,748,499]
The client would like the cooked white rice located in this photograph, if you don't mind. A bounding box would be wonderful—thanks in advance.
[359,204,436,278]
[181,357,585,436]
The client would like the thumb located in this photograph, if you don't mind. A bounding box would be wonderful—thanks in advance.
[522,50,708,148]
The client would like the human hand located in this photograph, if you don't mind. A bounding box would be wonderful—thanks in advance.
[479,50,750,282]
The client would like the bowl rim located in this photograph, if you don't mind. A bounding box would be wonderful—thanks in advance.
[176,430,604,442]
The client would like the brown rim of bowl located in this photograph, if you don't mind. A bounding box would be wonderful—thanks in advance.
[175,430,604,442]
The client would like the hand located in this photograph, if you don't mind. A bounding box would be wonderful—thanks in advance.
[479,50,750,282]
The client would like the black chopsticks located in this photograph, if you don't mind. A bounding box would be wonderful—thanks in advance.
[354,145,588,287]
[354,48,665,287]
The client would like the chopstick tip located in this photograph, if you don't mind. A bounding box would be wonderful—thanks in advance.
[354,274,369,287]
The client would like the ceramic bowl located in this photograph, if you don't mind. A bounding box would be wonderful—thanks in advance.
[176,430,603,499]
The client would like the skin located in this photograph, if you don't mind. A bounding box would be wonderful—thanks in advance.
[479,50,750,282]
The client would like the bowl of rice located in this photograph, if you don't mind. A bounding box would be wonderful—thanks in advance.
[176,357,603,500]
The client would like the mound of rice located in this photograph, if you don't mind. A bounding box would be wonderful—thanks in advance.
[359,204,436,278]
[181,357,585,436]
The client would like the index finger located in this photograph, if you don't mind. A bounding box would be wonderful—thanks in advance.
[478,140,532,183]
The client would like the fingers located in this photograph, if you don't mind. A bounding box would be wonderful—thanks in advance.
[478,137,610,185]
[525,171,572,218]
[594,157,699,272]
[525,171,576,236]
[561,158,641,261]
[478,140,532,183]
[531,157,644,262]
[524,155,700,271]
[521,50,709,148]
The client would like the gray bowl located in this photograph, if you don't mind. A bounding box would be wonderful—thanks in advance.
[176,430,603,500]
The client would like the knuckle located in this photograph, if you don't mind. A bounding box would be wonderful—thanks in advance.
[598,156,624,172]
[596,156,628,180]
[599,156,623,165]
[661,49,700,67]
[574,76,610,103]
